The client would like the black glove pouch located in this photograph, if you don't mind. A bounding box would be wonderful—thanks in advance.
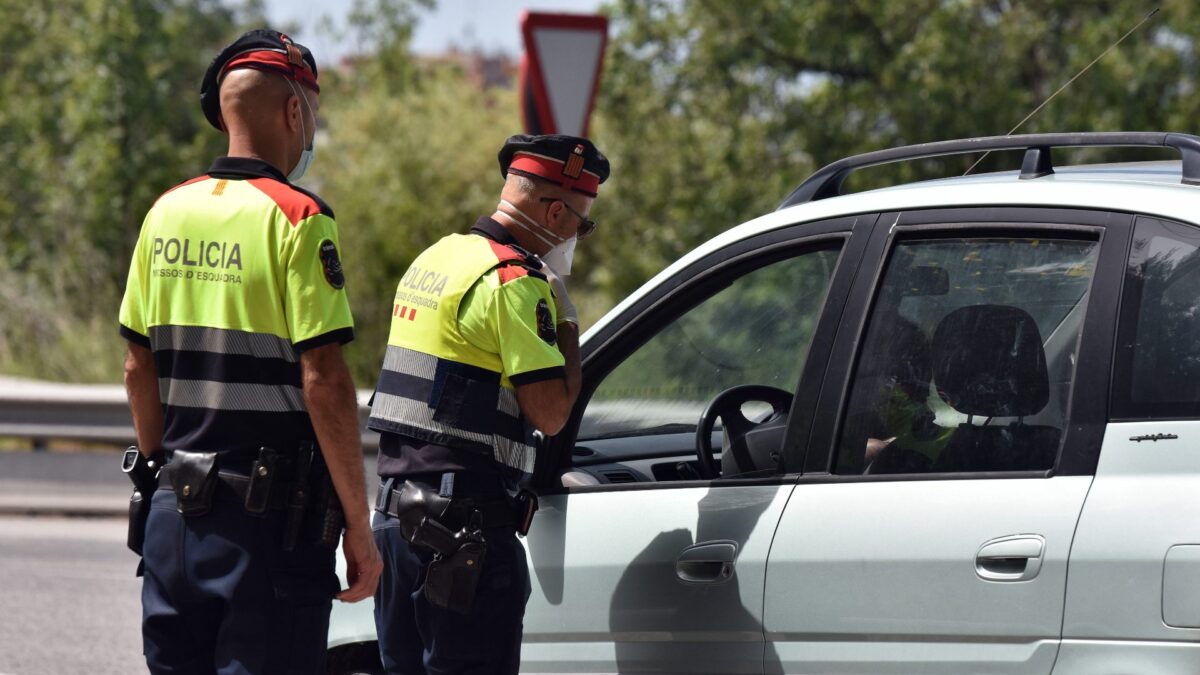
[425,540,486,615]
[171,451,219,517]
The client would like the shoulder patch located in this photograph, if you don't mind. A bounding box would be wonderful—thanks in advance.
[536,298,557,345]
[247,177,324,226]
[319,239,345,289]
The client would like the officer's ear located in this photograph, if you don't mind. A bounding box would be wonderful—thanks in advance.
[285,93,303,133]
[543,198,571,236]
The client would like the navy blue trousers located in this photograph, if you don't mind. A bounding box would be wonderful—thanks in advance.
[372,508,530,675]
[141,489,339,675]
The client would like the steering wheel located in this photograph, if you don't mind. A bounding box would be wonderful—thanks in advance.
[695,385,795,479]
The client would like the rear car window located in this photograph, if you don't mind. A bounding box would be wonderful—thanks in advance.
[1112,217,1200,419]
[835,235,1099,475]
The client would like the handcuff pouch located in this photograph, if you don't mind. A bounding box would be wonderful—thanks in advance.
[171,450,219,517]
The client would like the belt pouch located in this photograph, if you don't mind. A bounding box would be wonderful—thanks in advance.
[314,471,345,549]
[282,443,315,552]
[244,447,279,516]
[172,451,219,517]
[515,488,539,537]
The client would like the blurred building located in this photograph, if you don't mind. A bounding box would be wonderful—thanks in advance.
[420,48,518,90]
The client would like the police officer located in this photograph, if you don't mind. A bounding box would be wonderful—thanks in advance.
[118,29,382,674]
[367,134,609,674]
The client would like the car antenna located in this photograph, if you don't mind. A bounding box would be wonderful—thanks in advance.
[963,7,1160,176]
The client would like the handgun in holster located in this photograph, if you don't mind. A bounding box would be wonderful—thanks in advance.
[122,446,164,556]
[393,480,487,615]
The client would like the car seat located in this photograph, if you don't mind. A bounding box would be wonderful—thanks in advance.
[930,305,1060,473]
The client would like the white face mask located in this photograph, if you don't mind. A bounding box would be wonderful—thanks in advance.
[499,198,578,276]
[286,80,315,182]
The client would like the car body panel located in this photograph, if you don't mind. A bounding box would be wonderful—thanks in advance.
[520,483,795,673]
[764,477,1091,674]
[1053,640,1200,674]
[1062,421,1200,646]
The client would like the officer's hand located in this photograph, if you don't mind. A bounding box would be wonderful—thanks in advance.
[336,521,382,603]
[540,262,578,326]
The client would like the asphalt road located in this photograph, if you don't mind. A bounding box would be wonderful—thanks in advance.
[0,449,381,674]
[0,515,144,675]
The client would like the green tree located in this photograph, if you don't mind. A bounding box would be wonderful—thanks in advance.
[0,0,263,381]
[315,65,522,383]
[310,0,525,383]
[589,0,1200,300]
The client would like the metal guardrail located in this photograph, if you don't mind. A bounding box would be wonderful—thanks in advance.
[0,377,380,451]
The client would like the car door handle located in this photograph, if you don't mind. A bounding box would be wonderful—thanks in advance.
[976,535,1045,582]
[676,540,738,584]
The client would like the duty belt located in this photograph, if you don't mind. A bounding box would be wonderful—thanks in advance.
[376,479,516,530]
[158,464,289,510]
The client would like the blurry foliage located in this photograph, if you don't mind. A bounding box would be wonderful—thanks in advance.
[0,0,265,381]
[7,0,1200,384]
[589,0,1200,301]
[314,38,521,383]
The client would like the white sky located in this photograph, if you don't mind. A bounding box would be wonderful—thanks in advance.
[262,0,605,62]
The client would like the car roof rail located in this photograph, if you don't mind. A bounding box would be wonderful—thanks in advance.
[777,131,1200,209]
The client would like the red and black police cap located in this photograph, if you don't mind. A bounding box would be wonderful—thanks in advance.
[498,134,610,198]
[199,29,320,131]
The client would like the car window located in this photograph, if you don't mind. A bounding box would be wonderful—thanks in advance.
[834,236,1099,475]
[1113,217,1200,419]
[578,246,842,441]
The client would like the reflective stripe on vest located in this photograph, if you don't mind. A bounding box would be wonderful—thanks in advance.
[370,345,535,475]
[367,233,537,476]
[149,325,307,413]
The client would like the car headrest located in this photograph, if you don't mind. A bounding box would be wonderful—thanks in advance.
[931,305,1048,417]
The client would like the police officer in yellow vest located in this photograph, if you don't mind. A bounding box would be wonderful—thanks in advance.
[118,30,381,674]
[368,134,608,674]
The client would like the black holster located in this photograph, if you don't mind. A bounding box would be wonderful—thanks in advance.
[122,446,164,556]
[393,481,486,615]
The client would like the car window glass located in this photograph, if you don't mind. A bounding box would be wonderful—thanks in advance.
[578,247,841,442]
[1114,217,1200,418]
[835,236,1099,475]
